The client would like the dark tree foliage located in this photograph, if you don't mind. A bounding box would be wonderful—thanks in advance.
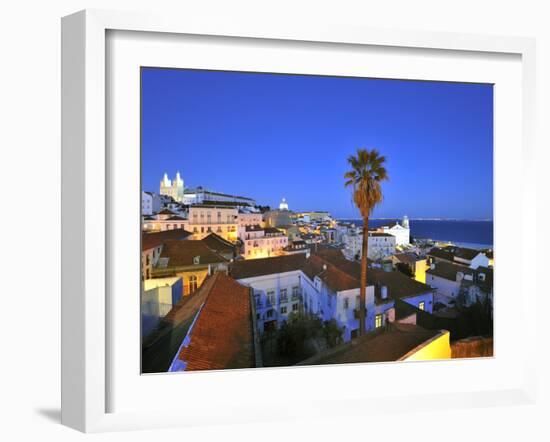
[453,297,493,339]
[395,262,414,278]
[275,313,343,364]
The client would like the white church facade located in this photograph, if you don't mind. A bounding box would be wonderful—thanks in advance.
[380,215,410,246]
[159,172,184,203]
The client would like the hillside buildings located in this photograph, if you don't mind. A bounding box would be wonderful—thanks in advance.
[141,191,162,215]
[230,250,434,342]
[427,245,491,269]
[340,227,397,261]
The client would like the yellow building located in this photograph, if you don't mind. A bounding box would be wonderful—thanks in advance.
[297,322,451,366]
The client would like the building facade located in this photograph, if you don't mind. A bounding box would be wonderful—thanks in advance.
[160,172,184,203]
[239,225,289,259]
[186,205,238,241]
[141,191,162,215]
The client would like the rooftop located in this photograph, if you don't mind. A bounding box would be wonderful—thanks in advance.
[175,272,255,371]
[142,274,215,373]
[229,254,307,280]
[298,323,444,365]
[201,233,237,256]
[142,229,193,251]
[428,246,484,262]
[393,252,422,264]
[158,240,228,267]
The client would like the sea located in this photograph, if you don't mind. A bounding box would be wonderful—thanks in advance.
[339,219,494,249]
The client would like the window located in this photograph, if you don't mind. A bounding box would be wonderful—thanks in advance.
[255,295,263,309]
[267,291,275,305]
[343,298,349,309]
[280,306,287,314]
[419,301,425,311]
[266,309,273,318]
[292,303,299,312]
[189,275,198,293]
[280,288,288,302]
[292,286,300,297]
[375,314,383,328]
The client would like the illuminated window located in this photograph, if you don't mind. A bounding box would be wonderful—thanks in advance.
[419,301,425,311]
[189,275,198,293]
[375,314,383,328]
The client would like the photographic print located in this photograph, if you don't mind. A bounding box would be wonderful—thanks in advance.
[140,68,494,373]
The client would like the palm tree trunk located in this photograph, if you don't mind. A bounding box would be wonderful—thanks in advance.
[359,218,369,336]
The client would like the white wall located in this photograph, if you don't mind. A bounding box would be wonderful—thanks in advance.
[2,1,548,441]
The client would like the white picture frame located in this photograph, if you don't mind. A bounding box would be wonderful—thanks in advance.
[61,9,538,433]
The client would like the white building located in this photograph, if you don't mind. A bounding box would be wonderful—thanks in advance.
[230,254,307,333]
[230,250,434,341]
[426,260,493,307]
[141,191,162,215]
[160,172,184,203]
[341,229,396,261]
[379,215,410,246]
[141,277,183,337]
[427,246,491,269]
[182,187,256,206]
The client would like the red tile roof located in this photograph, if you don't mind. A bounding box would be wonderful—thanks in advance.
[159,240,228,267]
[304,251,432,299]
[201,233,237,257]
[176,272,254,371]
[302,254,360,292]
[229,254,307,280]
[142,229,193,251]
[298,323,444,365]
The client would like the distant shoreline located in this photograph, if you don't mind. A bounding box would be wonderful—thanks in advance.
[337,218,494,222]
[337,218,494,249]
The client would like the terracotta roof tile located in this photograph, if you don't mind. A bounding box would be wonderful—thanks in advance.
[159,240,228,267]
[142,229,193,251]
[176,273,254,371]
[229,254,307,279]
[298,323,444,365]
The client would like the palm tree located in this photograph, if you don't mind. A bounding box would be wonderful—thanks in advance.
[344,148,388,337]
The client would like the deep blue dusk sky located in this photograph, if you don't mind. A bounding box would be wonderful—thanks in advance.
[141,68,493,220]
